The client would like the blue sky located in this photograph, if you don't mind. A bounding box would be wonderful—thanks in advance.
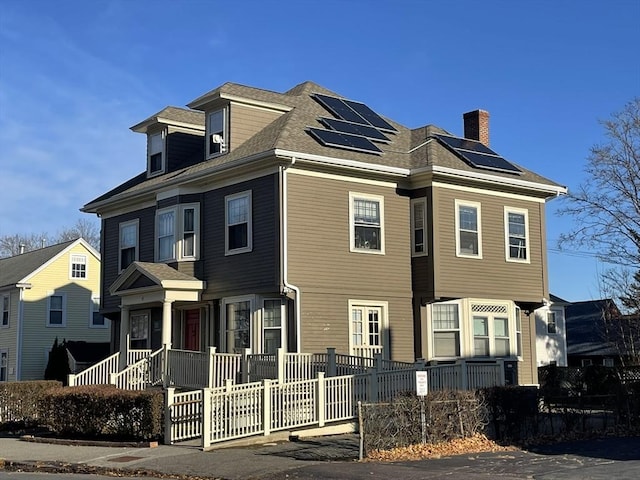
[0,0,638,302]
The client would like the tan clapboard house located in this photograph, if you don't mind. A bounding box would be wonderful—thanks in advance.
[82,81,565,385]
[0,238,108,381]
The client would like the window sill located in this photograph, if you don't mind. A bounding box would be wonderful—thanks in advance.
[225,247,252,256]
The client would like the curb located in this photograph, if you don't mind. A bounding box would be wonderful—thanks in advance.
[20,434,159,448]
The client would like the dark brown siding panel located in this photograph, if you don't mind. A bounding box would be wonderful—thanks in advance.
[201,174,280,297]
[166,129,204,172]
[432,185,546,303]
[101,206,156,311]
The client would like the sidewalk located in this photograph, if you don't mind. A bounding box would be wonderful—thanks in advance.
[0,433,361,480]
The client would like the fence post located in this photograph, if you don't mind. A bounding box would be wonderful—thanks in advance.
[241,349,250,384]
[327,348,337,377]
[201,388,211,450]
[208,347,216,389]
[164,387,175,446]
[317,372,326,427]
[67,374,76,387]
[277,348,285,383]
[109,372,117,386]
[162,344,170,388]
[263,379,272,436]
[460,360,468,390]
[497,359,506,386]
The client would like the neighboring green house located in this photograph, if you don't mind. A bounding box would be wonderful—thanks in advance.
[83,81,566,385]
[0,238,109,381]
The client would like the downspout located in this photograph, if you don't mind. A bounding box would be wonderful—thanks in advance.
[16,285,29,380]
[279,158,301,352]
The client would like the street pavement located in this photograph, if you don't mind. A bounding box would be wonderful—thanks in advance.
[1,434,639,480]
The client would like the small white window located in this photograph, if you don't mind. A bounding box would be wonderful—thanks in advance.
[1,295,8,327]
[208,108,227,157]
[47,294,65,327]
[225,191,252,255]
[70,254,87,279]
[119,220,139,271]
[156,209,176,261]
[547,311,557,334]
[505,207,529,263]
[182,206,197,259]
[350,192,385,254]
[455,200,482,258]
[0,350,7,382]
[263,299,283,354]
[90,295,107,328]
[411,198,427,256]
[148,132,164,175]
[603,358,614,367]
[432,303,461,357]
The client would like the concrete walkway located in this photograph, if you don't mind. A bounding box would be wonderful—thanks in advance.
[1,434,640,480]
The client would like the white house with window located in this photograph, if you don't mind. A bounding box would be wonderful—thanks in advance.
[0,238,109,381]
[534,294,569,367]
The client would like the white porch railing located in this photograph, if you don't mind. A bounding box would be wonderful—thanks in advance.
[111,348,164,390]
[67,352,120,386]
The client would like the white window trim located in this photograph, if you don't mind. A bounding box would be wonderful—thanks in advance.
[472,314,511,358]
[515,306,523,360]
[547,310,557,335]
[455,200,482,259]
[1,294,9,328]
[147,131,166,177]
[504,207,530,263]
[410,197,427,257]
[349,192,385,255]
[221,295,255,353]
[262,298,285,355]
[89,294,108,329]
[155,204,201,262]
[225,191,253,256]
[428,300,463,360]
[207,107,228,158]
[348,300,389,358]
[119,219,139,272]
[46,292,66,328]
[69,254,88,280]
[130,310,151,349]
[0,349,8,382]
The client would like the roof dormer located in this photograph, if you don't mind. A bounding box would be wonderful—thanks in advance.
[131,107,205,178]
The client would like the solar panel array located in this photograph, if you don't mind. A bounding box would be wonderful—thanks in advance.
[307,93,396,154]
[435,134,522,174]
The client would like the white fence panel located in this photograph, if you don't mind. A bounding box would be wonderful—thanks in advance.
[168,389,202,443]
[270,378,318,431]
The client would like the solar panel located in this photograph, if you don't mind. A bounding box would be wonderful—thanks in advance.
[308,128,382,154]
[314,94,368,125]
[435,134,495,155]
[435,134,521,174]
[320,117,390,142]
[459,150,522,174]
[343,99,397,132]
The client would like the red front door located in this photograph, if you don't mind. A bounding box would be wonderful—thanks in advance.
[184,309,200,351]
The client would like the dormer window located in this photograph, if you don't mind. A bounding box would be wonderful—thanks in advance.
[148,132,164,175]
[207,108,227,157]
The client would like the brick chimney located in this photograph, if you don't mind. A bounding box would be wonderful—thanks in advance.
[463,109,490,146]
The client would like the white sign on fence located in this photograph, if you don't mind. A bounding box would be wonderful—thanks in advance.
[416,371,428,396]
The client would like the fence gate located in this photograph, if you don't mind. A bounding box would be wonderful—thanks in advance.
[165,388,202,444]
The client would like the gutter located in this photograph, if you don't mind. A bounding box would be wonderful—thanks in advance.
[279,158,301,352]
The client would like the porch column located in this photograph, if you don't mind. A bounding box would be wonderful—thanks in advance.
[162,299,174,348]
[119,305,130,370]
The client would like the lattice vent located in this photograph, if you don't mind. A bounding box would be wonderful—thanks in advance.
[471,304,508,314]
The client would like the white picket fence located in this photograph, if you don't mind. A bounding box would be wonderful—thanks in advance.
[165,359,505,448]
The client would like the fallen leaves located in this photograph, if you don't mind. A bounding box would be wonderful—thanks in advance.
[365,434,518,462]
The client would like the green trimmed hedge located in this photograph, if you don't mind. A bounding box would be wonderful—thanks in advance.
[0,381,62,428]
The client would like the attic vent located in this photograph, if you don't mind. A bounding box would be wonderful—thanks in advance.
[471,304,508,314]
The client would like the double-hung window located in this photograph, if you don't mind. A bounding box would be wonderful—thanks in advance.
[1,295,8,327]
[350,193,384,253]
[70,254,87,279]
[90,295,106,328]
[119,220,138,271]
[225,191,252,255]
[505,207,529,262]
[157,209,176,261]
[349,301,386,358]
[0,350,7,382]
[432,303,460,357]
[471,302,511,357]
[455,200,482,258]
[225,300,252,352]
[155,205,200,261]
[47,294,65,327]
[547,311,557,334]
[148,132,164,176]
[411,198,427,256]
[263,300,282,354]
[515,306,523,358]
[207,108,227,157]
